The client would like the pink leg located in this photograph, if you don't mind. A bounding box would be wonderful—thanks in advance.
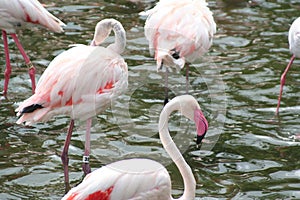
[276,55,295,114]
[61,119,74,193]
[82,118,92,175]
[10,34,36,94]
[2,31,11,97]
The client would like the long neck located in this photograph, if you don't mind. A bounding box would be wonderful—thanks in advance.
[108,21,126,54]
[159,103,196,200]
[92,19,126,54]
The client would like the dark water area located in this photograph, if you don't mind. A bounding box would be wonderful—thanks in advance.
[1,0,300,199]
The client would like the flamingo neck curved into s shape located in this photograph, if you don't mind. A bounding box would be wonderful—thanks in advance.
[158,97,196,200]
[91,19,126,54]
[109,21,126,54]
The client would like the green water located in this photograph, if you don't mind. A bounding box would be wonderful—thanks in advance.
[0,0,300,199]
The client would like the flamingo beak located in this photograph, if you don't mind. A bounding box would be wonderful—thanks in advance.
[194,108,208,145]
[196,134,205,145]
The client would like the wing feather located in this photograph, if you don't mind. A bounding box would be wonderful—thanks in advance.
[0,0,65,33]
[16,45,128,124]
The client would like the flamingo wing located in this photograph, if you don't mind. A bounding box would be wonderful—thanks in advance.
[143,0,216,68]
[16,45,128,124]
[62,159,171,200]
[0,0,65,33]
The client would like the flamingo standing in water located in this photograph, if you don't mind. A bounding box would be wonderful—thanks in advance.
[141,0,216,104]
[0,0,65,96]
[62,95,208,200]
[276,17,300,114]
[15,18,128,192]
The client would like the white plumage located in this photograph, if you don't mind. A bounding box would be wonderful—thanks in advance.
[288,17,300,58]
[15,18,128,192]
[62,95,209,200]
[142,0,216,70]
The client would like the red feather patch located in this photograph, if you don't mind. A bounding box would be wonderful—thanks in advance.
[85,186,114,200]
[65,186,114,200]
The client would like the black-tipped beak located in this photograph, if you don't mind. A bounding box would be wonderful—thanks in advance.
[196,134,205,145]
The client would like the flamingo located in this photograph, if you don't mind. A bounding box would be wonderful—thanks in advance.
[61,94,208,200]
[15,18,128,192]
[0,0,66,96]
[276,17,300,114]
[141,0,216,105]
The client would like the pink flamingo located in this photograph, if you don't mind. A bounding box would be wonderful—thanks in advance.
[141,0,216,104]
[62,94,208,200]
[15,18,128,192]
[276,17,300,114]
[0,0,65,96]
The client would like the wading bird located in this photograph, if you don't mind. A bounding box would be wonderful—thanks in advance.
[276,17,300,114]
[141,0,216,104]
[0,0,65,96]
[15,18,128,192]
[62,94,208,200]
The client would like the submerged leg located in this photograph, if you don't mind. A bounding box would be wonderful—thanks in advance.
[2,31,11,97]
[276,55,295,114]
[82,118,92,175]
[61,119,75,193]
[10,34,36,94]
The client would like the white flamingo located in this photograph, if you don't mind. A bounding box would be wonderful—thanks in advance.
[62,94,208,200]
[0,0,65,96]
[15,18,128,192]
[276,17,300,114]
[141,0,216,104]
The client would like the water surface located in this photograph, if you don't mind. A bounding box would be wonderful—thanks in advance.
[1,0,300,199]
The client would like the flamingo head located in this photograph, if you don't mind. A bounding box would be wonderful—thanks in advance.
[155,49,185,72]
[90,19,114,46]
[173,95,208,145]
[194,108,208,145]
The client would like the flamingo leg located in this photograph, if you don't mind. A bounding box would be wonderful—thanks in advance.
[10,34,36,94]
[186,63,189,94]
[164,67,169,106]
[82,118,92,175]
[61,119,74,193]
[2,31,11,97]
[276,55,295,114]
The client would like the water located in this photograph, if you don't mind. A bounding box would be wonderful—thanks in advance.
[1,0,300,199]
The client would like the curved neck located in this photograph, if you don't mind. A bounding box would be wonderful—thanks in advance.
[92,19,126,54]
[159,102,196,200]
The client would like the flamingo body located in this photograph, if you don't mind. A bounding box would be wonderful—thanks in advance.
[0,0,65,33]
[15,45,128,124]
[16,18,128,192]
[276,17,300,113]
[62,95,209,200]
[0,0,65,96]
[62,159,171,200]
[142,0,216,70]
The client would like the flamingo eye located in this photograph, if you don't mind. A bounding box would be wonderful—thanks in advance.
[170,48,180,59]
